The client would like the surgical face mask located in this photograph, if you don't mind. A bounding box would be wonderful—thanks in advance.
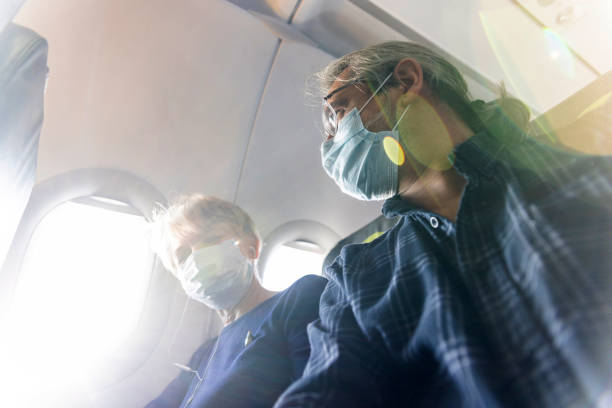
[321,74,411,201]
[177,240,254,311]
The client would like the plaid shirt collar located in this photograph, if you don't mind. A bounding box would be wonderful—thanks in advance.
[383,111,526,218]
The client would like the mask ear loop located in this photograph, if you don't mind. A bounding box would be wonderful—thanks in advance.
[357,72,394,115]
[392,103,412,132]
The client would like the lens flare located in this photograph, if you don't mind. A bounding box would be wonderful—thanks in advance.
[479,11,576,114]
[383,136,405,166]
[479,10,531,104]
[543,27,575,78]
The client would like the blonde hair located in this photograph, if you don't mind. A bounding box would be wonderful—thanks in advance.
[151,194,258,272]
[314,41,530,132]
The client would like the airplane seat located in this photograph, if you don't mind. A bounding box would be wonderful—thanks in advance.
[0,22,48,269]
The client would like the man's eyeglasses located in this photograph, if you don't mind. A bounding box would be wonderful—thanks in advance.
[321,72,393,139]
[322,80,363,139]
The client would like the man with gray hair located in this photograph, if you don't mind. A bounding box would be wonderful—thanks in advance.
[275,41,612,407]
[147,194,327,407]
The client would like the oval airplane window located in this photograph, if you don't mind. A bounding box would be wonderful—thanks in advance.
[3,197,151,400]
[0,168,169,406]
[262,240,326,292]
[259,220,340,292]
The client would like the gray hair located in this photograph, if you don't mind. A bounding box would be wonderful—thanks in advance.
[314,41,530,132]
[151,194,259,273]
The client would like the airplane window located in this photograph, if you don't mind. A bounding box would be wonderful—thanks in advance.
[1,198,151,404]
[262,240,324,292]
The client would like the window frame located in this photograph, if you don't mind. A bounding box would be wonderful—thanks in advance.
[0,168,177,389]
[258,220,340,284]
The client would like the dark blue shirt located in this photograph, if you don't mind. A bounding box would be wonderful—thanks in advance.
[147,275,327,408]
[276,116,612,407]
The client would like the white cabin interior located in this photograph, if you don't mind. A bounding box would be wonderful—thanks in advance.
[0,0,609,406]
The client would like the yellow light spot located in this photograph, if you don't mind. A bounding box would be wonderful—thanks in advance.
[363,231,384,243]
[383,136,405,166]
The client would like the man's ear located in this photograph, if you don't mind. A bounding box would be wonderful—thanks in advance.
[239,236,260,260]
[393,58,424,99]
[251,238,261,260]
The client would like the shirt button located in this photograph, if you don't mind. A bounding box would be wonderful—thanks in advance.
[429,216,439,229]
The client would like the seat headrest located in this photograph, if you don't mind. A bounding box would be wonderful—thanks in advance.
[0,22,48,267]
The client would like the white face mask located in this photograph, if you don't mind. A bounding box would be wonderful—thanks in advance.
[177,240,254,311]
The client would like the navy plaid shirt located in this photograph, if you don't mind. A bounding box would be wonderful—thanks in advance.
[275,115,612,407]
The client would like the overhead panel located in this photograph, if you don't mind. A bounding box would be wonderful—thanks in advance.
[291,0,408,58]
[367,0,597,114]
[516,0,612,75]
[235,41,382,238]
[292,0,496,100]
[226,0,300,21]
[14,0,279,201]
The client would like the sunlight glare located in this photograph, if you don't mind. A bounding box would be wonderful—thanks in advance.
[262,243,324,292]
[0,200,151,407]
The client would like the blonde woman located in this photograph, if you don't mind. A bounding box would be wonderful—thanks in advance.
[146,194,326,408]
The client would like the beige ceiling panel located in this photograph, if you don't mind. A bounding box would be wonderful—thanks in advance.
[14,0,279,201]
